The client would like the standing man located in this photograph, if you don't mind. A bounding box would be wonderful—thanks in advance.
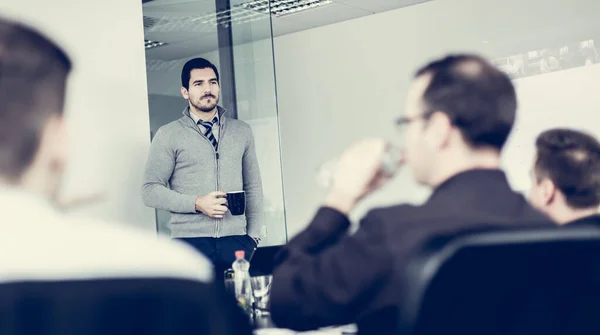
[143,58,263,275]
[528,128,600,226]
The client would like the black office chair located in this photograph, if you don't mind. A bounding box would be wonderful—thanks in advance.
[398,225,600,335]
[0,277,253,335]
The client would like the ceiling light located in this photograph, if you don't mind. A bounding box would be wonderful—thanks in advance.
[241,0,332,17]
[145,39,167,50]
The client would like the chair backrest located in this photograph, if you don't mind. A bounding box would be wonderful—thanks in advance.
[398,225,600,335]
[0,277,253,335]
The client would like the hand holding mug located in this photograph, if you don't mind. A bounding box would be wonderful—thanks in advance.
[195,191,228,218]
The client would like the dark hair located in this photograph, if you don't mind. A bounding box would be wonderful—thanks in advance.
[415,54,517,150]
[181,58,219,89]
[0,17,72,180]
[534,128,600,209]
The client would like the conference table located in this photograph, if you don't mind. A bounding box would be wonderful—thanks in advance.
[249,310,357,334]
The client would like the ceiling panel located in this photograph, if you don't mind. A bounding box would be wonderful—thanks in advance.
[279,2,371,28]
[145,16,311,60]
[143,0,218,45]
[337,0,431,13]
[143,0,212,7]
[142,0,432,60]
[231,15,314,39]
[145,23,217,45]
[145,36,218,60]
[143,1,215,14]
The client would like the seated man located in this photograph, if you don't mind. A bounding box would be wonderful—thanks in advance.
[0,16,213,282]
[528,128,600,226]
[269,54,551,334]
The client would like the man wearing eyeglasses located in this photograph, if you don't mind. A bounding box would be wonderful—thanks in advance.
[270,54,551,334]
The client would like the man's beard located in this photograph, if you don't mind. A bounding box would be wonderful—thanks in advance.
[191,95,219,113]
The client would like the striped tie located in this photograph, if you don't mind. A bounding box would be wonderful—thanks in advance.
[198,116,218,151]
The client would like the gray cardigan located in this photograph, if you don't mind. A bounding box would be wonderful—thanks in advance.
[142,106,263,238]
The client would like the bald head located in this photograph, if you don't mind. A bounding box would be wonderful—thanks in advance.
[454,59,486,77]
[415,54,517,150]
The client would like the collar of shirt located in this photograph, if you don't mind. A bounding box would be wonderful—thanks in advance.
[0,185,59,223]
[189,108,219,125]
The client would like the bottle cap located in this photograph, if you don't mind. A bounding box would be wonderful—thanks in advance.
[235,250,245,259]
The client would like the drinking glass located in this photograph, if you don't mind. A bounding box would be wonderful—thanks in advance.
[250,275,273,316]
[316,143,403,188]
[223,269,235,296]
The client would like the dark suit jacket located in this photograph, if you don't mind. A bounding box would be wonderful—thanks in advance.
[270,169,551,334]
[567,214,600,226]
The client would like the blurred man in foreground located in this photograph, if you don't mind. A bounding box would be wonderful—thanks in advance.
[270,54,551,334]
[528,128,600,226]
[0,16,214,283]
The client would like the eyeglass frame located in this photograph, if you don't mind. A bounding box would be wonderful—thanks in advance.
[394,110,435,132]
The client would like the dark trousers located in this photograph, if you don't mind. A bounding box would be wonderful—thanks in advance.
[178,235,256,279]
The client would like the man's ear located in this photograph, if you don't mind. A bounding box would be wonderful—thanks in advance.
[424,111,452,149]
[181,87,189,100]
[31,114,68,179]
[45,115,68,163]
[540,177,557,206]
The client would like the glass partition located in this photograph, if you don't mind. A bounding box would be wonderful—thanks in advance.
[142,0,287,246]
[230,0,287,246]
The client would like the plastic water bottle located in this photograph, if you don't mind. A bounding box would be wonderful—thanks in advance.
[232,250,252,314]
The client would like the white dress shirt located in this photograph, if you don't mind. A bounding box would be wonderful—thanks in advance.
[0,186,213,283]
[190,109,220,141]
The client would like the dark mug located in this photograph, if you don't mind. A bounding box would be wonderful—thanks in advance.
[226,191,246,216]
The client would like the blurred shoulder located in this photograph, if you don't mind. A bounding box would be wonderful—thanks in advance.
[61,217,214,282]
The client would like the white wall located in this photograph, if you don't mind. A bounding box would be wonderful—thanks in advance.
[1,0,156,230]
[272,0,600,236]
